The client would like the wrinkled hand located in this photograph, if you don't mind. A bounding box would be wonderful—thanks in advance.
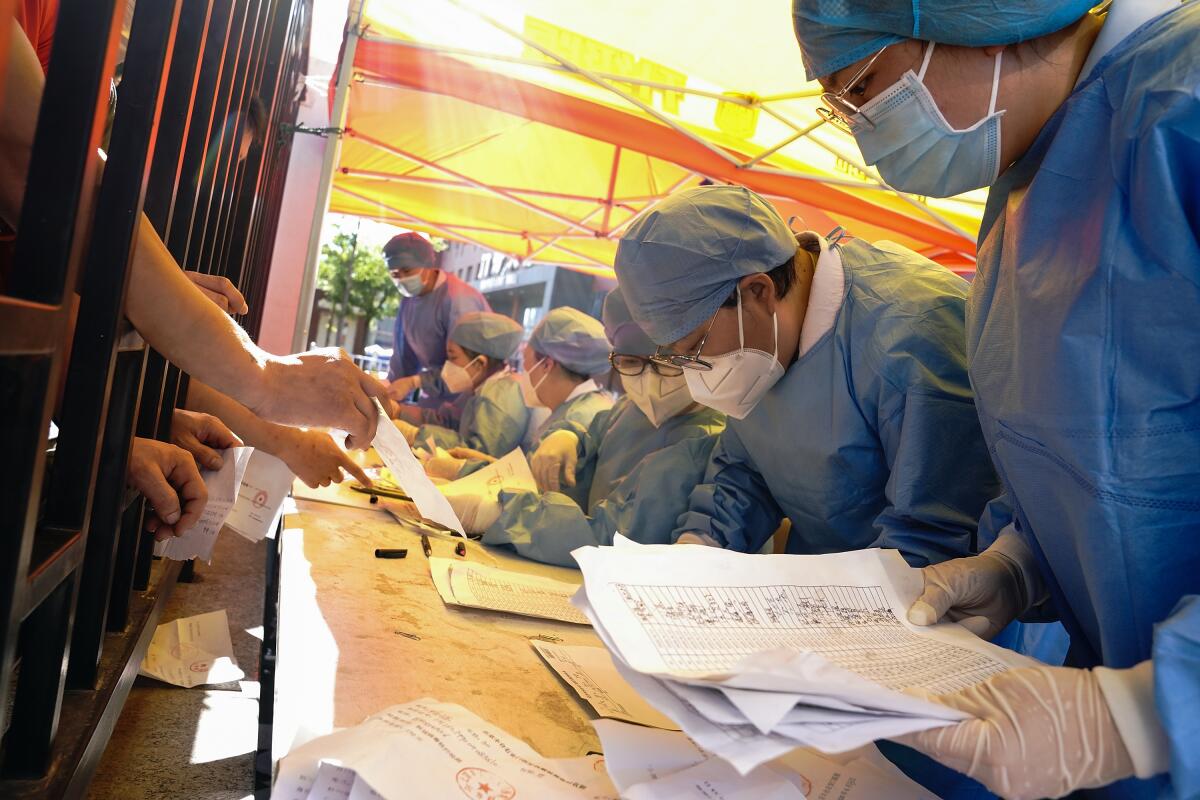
[171,409,243,470]
[278,428,372,488]
[907,533,1038,639]
[675,531,720,547]
[393,418,420,445]
[530,430,579,493]
[256,348,389,448]
[127,437,208,540]
[425,454,466,481]
[387,375,420,402]
[186,271,248,314]
[896,666,1134,800]
[447,446,495,464]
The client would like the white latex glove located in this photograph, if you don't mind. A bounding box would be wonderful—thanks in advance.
[530,429,579,493]
[392,418,419,445]
[425,454,466,481]
[445,492,502,534]
[908,531,1043,639]
[675,532,720,547]
[897,666,1135,800]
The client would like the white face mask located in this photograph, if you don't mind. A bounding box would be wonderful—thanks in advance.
[516,357,549,408]
[621,369,693,428]
[392,273,426,298]
[440,355,482,395]
[683,287,785,420]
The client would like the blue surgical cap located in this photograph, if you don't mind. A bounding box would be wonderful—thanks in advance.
[450,312,523,361]
[601,287,656,357]
[529,307,611,376]
[614,185,796,345]
[792,0,1096,80]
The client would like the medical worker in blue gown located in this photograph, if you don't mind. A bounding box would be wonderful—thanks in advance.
[389,312,530,473]
[615,185,1003,570]
[431,307,614,498]
[475,288,725,566]
[791,2,1199,798]
[383,232,490,426]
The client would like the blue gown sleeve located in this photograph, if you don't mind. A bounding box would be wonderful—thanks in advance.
[673,425,783,553]
[1154,595,1200,797]
[482,433,720,568]
[459,383,531,457]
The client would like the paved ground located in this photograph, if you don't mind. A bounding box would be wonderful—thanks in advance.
[87,531,268,800]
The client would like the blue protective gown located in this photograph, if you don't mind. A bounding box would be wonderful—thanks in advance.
[481,398,725,567]
[677,238,1004,568]
[416,372,531,459]
[527,388,614,505]
[966,6,1200,797]
[388,273,490,381]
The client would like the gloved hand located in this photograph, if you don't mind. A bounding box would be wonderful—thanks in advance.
[425,454,466,481]
[392,418,420,445]
[445,492,502,534]
[531,430,579,493]
[448,446,496,464]
[897,666,1134,800]
[675,532,720,547]
[907,531,1043,639]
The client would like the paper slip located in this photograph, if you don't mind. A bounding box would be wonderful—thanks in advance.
[594,719,936,800]
[139,609,245,688]
[532,641,678,730]
[225,449,294,542]
[370,399,464,535]
[272,698,617,799]
[155,446,253,561]
[572,540,1038,772]
[429,557,589,625]
[439,448,537,500]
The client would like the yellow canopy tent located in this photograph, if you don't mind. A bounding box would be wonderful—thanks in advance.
[328,0,985,276]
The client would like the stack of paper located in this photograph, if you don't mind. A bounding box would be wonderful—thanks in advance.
[572,539,1038,774]
[595,719,937,800]
[139,610,245,688]
[273,698,616,799]
[429,557,590,625]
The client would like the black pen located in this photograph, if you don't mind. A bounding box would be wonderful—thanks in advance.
[421,533,432,558]
[374,548,407,559]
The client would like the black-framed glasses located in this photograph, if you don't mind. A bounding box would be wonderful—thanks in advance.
[609,352,684,378]
[817,44,892,132]
[648,308,720,372]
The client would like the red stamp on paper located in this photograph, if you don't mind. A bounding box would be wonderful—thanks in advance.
[456,767,516,800]
[252,489,268,509]
[189,661,211,673]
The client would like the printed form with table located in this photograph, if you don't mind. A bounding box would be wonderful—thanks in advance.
[263,405,1036,799]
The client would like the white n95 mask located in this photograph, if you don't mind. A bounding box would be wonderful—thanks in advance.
[392,273,426,297]
[852,43,1004,198]
[440,356,481,395]
[684,287,785,420]
[622,369,693,428]
[516,358,549,408]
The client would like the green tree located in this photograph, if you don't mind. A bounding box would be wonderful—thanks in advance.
[317,223,398,349]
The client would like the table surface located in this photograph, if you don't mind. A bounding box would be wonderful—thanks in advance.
[272,482,605,765]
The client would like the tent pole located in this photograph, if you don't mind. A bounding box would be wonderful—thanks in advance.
[291,1,363,353]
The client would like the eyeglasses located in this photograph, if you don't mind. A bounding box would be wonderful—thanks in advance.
[818,44,892,132]
[609,352,684,378]
[648,309,720,372]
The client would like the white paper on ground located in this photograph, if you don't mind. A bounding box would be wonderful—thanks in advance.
[532,641,679,730]
[271,698,617,800]
[226,449,294,542]
[429,557,589,625]
[370,399,464,535]
[155,447,253,561]
[139,609,245,688]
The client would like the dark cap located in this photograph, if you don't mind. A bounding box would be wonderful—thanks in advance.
[383,232,436,269]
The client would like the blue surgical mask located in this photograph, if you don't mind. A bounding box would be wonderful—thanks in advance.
[392,273,426,298]
[851,43,1004,198]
